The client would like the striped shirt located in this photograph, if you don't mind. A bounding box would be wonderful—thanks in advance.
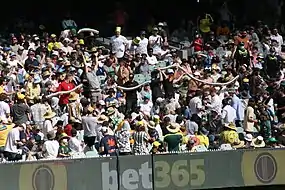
[132,131,149,154]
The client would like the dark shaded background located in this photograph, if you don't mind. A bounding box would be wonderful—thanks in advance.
[1,0,283,36]
[0,0,269,35]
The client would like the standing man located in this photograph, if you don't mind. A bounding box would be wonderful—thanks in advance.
[57,73,75,111]
[149,27,163,55]
[110,27,128,60]
[4,123,25,161]
[83,54,102,104]
[123,73,140,114]
[271,28,283,52]
[136,31,149,55]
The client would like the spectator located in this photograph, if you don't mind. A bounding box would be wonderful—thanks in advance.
[4,123,25,161]
[163,123,183,151]
[132,122,149,154]
[99,126,118,156]
[11,93,31,124]
[58,133,71,158]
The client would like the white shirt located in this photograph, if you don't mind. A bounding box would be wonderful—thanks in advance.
[110,35,128,58]
[127,40,137,55]
[4,128,20,153]
[8,59,19,68]
[149,35,163,55]
[68,137,83,153]
[61,46,73,54]
[189,96,202,115]
[207,94,222,114]
[0,101,10,122]
[271,34,283,51]
[42,140,59,159]
[140,101,153,117]
[163,114,177,123]
[155,124,163,139]
[165,101,180,113]
[222,105,237,124]
[146,55,158,65]
[43,120,54,140]
[136,37,148,55]
[211,74,221,83]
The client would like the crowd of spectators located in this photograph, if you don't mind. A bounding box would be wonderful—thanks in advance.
[0,11,285,161]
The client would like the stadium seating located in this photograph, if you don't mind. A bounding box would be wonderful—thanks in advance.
[157,61,167,68]
[85,150,99,157]
[149,65,156,72]
[134,74,147,84]
[98,75,106,83]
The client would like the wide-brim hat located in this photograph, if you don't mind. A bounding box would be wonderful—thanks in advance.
[166,123,180,133]
[17,62,24,68]
[87,106,94,113]
[88,47,97,53]
[42,70,51,77]
[16,92,25,100]
[47,131,56,140]
[232,140,245,149]
[58,133,70,141]
[224,123,237,131]
[43,110,56,119]
[106,107,115,116]
[132,37,140,45]
[251,136,265,148]
[96,114,109,124]
[153,141,161,147]
[69,92,79,101]
[148,121,156,129]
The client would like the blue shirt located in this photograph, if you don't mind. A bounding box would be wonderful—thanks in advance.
[100,135,117,156]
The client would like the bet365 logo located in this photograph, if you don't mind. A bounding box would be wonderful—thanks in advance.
[101,159,205,190]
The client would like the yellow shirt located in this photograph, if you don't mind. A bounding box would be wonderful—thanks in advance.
[48,42,61,51]
[0,124,13,147]
[0,86,4,94]
[196,135,209,148]
[199,18,211,33]
[26,83,41,100]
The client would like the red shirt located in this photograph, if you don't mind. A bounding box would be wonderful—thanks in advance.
[58,81,75,105]
[193,38,203,52]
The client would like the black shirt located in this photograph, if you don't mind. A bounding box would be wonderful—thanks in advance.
[123,80,139,100]
[11,103,31,124]
[163,77,174,99]
[24,58,40,71]
[150,78,163,99]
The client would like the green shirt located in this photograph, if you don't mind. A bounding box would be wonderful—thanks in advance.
[163,133,183,152]
[59,145,71,155]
